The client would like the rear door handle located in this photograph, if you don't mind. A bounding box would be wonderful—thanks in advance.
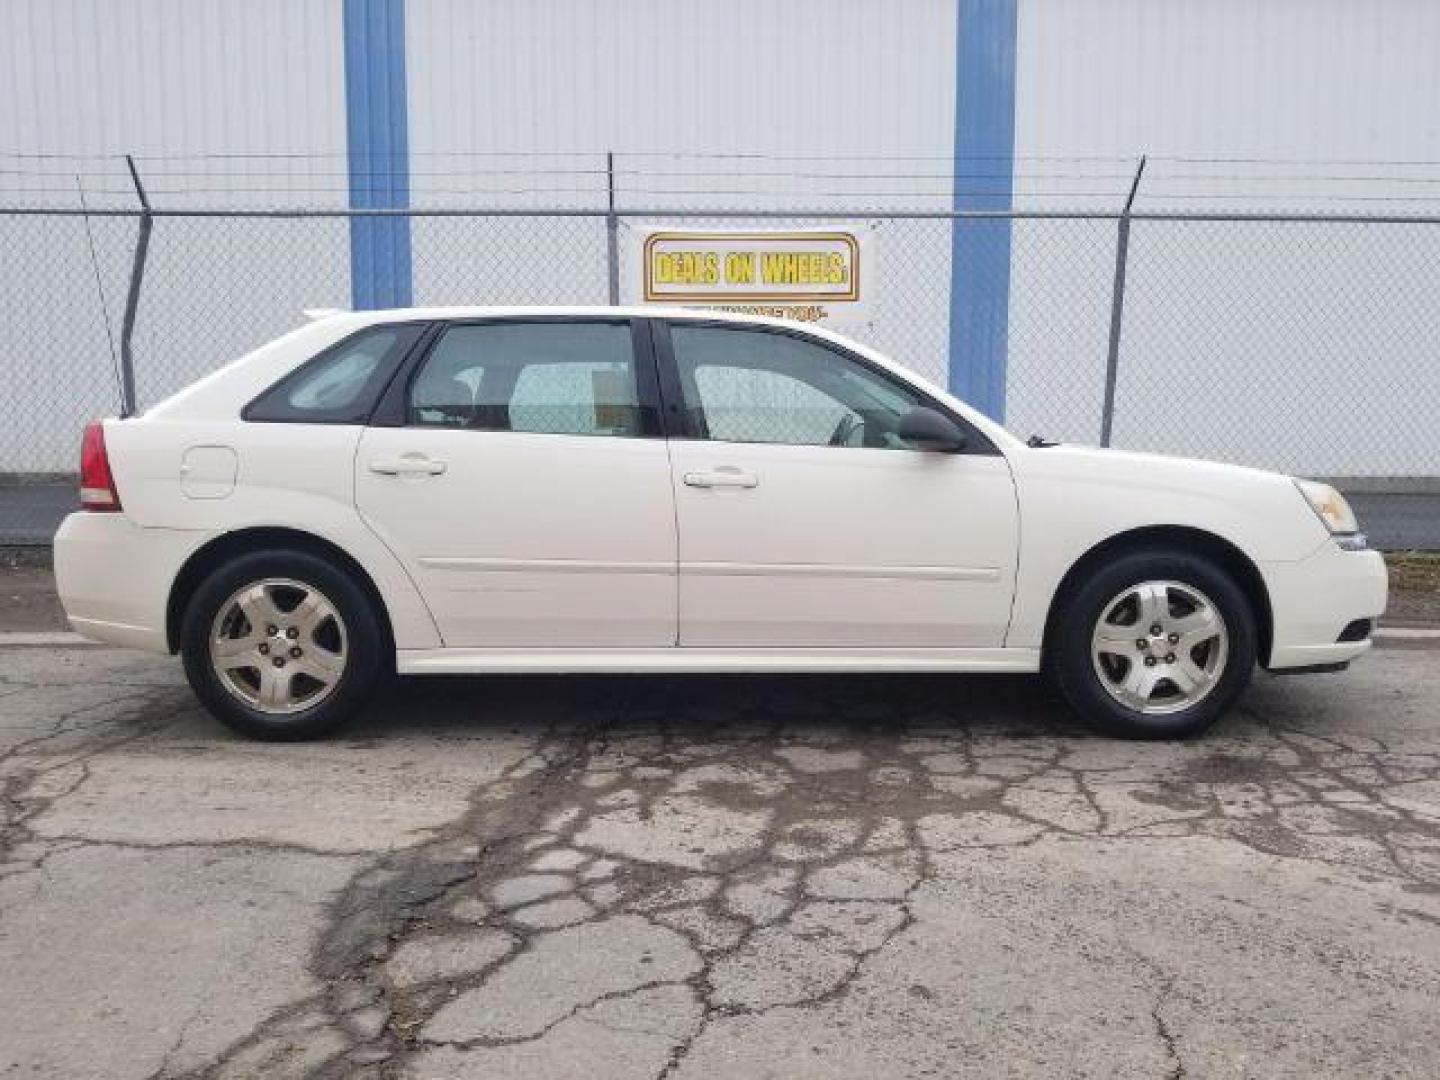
[683,467,758,489]
[368,455,447,477]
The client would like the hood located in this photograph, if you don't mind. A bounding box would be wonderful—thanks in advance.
[1018,443,1297,493]
[1006,443,1332,562]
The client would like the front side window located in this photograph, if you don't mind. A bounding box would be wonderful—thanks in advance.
[409,321,641,437]
[669,324,929,449]
[246,324,423,423]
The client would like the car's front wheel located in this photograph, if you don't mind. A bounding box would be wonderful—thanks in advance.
[180,550,384,740]
[1048,549,1258,739]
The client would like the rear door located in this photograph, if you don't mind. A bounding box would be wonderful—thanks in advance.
[355,318,678,648]
[658,320,1018,648]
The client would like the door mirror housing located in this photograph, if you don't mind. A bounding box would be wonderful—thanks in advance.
[898,407,967,453]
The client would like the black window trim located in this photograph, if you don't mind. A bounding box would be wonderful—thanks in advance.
[649,317,1000,456]
[241,320,438,425]
[370,314,664,438]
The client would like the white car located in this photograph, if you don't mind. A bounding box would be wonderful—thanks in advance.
[55,307,1386,741]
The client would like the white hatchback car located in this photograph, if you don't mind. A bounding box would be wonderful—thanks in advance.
[56,307,1386,740]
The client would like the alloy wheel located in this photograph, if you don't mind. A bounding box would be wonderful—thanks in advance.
[209,577,348,714]
[1090,579,1229,715]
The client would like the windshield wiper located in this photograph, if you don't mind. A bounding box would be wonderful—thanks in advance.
[1026,434,1059,448]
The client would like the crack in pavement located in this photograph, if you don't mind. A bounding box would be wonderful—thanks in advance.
[1152,975,1186,1080]
[221,676,1440,1076]
[0,684,193,875]
[182,685,632,1077]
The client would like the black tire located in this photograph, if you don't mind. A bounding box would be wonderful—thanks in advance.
[180,549,385,740]
[1047,548,1258,739]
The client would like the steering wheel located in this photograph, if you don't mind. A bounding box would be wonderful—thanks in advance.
[829,413,866,447]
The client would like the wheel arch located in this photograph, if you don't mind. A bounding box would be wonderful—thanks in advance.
[166,526,395,655]
[1040,525,1274,668]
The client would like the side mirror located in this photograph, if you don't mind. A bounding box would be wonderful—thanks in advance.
[898,406,967,453]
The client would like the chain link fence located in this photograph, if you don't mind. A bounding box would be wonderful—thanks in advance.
[2,201,1438,546]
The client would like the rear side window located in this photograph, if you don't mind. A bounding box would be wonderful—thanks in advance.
[408,321,641,437]
[245,324,425,423]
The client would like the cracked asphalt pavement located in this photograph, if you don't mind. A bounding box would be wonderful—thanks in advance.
[3,639,1440,1078]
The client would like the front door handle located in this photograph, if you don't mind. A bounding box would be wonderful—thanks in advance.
[368,455,447,477]
[683,467,758,489]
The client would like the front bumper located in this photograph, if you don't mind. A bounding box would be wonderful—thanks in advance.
[1261,541,1388,670]
[53,512,210,653]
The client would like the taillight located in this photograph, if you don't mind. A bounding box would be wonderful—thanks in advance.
[79,421,122,512]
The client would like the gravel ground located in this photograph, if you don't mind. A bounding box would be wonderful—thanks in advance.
[2,629,1438,1077]
[1387,556,1440,627]
[0,560,66,632]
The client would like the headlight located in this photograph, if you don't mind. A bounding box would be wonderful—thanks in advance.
[1294,479,1363,545]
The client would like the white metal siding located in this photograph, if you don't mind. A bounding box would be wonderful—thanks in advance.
[0,0,347,206]
[0,0,348,472]
[406,0,956,166]
[1006,0,1440,475]
[1015,0,1440,170]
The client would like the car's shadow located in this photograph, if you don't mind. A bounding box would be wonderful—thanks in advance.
[341,671,1097,742]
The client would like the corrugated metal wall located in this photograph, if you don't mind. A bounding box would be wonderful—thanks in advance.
[1006,0,1440,471]
[407,0,955,166]
[10,0,1432,207]
[0,0,346,204]
[0,0,349,472]
[1018,0,1440,174]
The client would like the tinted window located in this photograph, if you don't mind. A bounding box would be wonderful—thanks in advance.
[670,325,929,448]
[246,325,423,423]
[410,322,641,437]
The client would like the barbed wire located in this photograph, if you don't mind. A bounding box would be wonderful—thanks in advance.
[0,149,1435,170]
[9,151,1440,211]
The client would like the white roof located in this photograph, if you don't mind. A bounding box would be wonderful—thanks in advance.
[316,304,819,330]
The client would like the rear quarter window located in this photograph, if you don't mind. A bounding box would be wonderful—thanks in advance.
[244,324,427,424]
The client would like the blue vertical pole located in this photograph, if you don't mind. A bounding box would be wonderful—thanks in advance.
[343,0,412,309]
[949,0,1017,419]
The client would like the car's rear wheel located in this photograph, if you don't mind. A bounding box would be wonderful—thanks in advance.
[1048,549,1257,739]
[180,550,383,740]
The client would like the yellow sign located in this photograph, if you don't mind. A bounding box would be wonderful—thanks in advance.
[641,231,861,305]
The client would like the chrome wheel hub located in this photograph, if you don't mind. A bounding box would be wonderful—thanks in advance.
[209,578,347,714]
[1090,580,1228,715]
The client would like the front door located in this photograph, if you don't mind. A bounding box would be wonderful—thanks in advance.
[659,321,1018,648]
[355,318,677,648]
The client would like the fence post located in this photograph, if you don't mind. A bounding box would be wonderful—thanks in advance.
[605,151,620,305]
[118,154,152,418]
[1099,154,1146,447]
